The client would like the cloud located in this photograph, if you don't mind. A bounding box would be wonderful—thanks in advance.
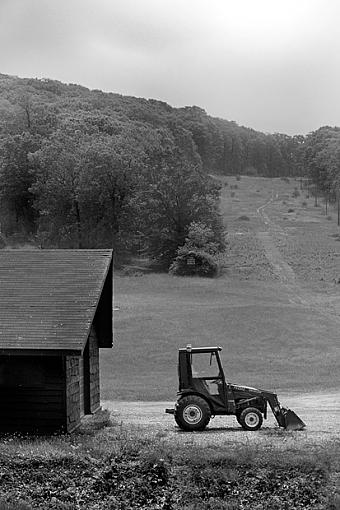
[0,0,340,133]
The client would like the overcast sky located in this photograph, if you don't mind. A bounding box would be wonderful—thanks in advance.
[0,0,340,135]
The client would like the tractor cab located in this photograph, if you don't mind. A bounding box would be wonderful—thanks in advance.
[178,345,236,414]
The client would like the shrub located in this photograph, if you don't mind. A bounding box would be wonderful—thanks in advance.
[230,191,235,198]
[236,175,241,181]
[292,188,300,198]
[288,208,295,213]
[169,221,224,277]
[184,221,222,255]
[237,215,250,221]
[302,201,307,207]
[169,249,219,277]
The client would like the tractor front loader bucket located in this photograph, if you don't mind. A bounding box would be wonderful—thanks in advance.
[282,408,306,431]
[265,393,306,431]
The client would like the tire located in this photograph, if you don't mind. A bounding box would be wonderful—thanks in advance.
[238,407,263,431]
[174,395,211,431]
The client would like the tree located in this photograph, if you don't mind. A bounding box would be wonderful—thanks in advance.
[136,152,225,267]
[0,132,41,236]
[29,121,158,252]
[182,221,221,254]
[79,132,147,253]
[29,128,88,248]
[303,127,340,207]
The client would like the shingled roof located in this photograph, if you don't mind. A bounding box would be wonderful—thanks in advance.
[0,250,113,355]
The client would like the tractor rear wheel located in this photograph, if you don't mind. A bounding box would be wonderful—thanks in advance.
[238,407,263,431]
[175,395,211,431]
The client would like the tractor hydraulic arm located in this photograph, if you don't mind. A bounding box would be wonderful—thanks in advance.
[262,392,287,428]
[262,391,306,431]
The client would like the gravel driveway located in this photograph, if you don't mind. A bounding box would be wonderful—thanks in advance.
[103,391,339,448]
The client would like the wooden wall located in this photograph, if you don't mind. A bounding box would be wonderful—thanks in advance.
[65,326,101,432]
[79,355,85,417]
[0,356,65,433]
[88,327,100,413]
[0,326,102,434]
[64,356,81,432]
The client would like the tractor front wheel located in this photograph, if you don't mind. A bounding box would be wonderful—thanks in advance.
[238,407,263,431]
[175,396,211,431]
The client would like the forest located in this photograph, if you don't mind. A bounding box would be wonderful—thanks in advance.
[0,73,338,266]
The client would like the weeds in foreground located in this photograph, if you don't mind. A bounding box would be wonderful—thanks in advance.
[0,421,339,510]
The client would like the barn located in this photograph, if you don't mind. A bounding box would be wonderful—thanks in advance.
[0,249,113,433]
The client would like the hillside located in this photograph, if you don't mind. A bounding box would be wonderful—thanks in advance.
[0,73,303,177]
[0,73,305,262]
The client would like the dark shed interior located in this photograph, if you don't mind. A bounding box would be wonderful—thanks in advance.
[0,356,64,432]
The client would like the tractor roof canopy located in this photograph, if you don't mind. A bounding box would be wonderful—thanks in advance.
[179,346,222,354]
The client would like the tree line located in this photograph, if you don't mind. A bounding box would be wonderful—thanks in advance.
[301,126,340,221]
[0,73,334,266]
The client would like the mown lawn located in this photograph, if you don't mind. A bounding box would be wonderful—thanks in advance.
[100,273,340,400]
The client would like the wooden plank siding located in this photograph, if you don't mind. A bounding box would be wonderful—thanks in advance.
[0,356,65,433]
[79,355,85,418]
[88,327,100,413]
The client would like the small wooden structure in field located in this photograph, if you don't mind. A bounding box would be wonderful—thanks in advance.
[0,250,113,433]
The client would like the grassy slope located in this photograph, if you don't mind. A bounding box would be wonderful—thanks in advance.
[101,176,340,400]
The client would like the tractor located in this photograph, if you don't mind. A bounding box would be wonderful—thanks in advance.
[166,345,305,432]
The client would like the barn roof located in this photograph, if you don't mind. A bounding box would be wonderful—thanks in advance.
[0,250,113,355]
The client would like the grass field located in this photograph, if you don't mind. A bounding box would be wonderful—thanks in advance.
[101,176,340,400]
